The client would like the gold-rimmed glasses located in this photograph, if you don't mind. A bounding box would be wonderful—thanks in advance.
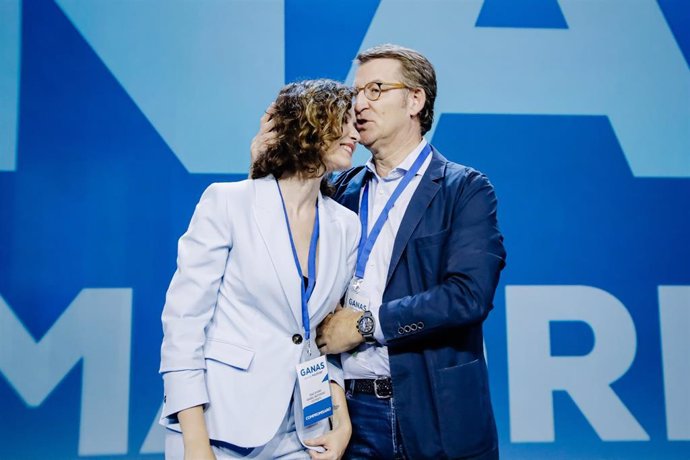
[355,81,410,101]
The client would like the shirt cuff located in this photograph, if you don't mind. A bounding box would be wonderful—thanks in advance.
[370,303,387,345]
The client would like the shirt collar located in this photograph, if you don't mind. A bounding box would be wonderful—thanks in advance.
[365,139,429,182]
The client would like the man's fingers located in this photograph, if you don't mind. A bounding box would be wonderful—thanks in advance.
[320,313,333,328]
[261,118,275,133]
[316,335,329,354]
[261,102,276,117]
[260,103,277,126]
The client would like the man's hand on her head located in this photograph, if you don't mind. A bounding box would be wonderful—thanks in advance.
[316,304,365,354]
[249,103,277,167]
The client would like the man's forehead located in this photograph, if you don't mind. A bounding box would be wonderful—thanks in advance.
[354,58,402,84]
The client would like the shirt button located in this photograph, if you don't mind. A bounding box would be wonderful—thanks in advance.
[292,334,303,345]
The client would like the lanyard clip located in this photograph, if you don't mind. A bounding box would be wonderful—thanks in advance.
[351,277,363,293]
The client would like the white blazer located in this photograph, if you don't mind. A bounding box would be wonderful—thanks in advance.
[159,176,359,448]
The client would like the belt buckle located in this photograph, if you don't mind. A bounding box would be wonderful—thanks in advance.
[373,378,391,399]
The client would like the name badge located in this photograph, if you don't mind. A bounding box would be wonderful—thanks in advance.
[346,280,370,312]
[296,355,332,426]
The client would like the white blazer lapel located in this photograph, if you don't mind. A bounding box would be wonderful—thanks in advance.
[308,194,342,318]
[252,177,303,327]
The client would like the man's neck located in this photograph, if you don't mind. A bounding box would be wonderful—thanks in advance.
[370,134,423,178]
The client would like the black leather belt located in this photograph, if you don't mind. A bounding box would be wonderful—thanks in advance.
[346,378,393,399]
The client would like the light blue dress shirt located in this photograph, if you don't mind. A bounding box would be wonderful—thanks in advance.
[342,139,432,379]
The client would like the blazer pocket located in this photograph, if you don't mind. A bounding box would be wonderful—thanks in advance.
[204,338,255,370]
[409,228,449,289]
[412,228,449,249]
[433,359,494,458]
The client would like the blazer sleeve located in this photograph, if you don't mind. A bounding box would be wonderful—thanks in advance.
[159,183,232,420]
[379,171,506,345]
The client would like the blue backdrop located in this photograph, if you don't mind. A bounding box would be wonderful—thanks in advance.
[1,1,689,458]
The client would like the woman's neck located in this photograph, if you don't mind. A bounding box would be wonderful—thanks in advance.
[277,175,321,214]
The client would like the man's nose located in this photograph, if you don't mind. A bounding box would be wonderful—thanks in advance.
[354,94,368,113]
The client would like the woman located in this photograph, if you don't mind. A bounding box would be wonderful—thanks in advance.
[160,79,361,459]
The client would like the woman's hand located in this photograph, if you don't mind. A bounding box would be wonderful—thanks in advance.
[304,422,352,460]
[184,443,216,460]
[304,382,352,460]
[178,406,216,460]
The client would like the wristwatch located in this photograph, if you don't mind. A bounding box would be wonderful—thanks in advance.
[356,310,376,343]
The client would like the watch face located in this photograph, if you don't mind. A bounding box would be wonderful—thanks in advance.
[359,316,374,334]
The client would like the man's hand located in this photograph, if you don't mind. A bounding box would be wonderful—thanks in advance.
[316,305,365,354]
[249,103,277,166]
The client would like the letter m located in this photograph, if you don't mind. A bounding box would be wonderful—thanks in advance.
[0,289,132,455]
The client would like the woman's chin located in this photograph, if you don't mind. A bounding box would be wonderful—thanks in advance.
[325,159,353,173]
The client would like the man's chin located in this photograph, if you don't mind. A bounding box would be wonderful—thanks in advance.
[358,136,375,149]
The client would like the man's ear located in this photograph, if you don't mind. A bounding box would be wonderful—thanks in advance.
[407,87,426,118]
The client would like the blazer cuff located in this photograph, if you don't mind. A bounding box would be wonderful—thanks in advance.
[161,369,210,421]
[326,355,344,389]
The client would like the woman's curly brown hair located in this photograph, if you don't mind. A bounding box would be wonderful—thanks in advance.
[251,79,355,193]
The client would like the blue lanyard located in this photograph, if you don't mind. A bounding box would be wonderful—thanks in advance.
[276,180,319,341]
[356,144,432,280]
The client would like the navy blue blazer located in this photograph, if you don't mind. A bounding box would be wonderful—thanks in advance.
[333,148,506,459]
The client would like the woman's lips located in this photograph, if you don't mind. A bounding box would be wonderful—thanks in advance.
[341,143,356,154]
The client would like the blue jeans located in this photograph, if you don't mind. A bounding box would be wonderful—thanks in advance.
[344,385,407,460]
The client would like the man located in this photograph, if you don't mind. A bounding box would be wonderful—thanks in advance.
[315,44,506,460]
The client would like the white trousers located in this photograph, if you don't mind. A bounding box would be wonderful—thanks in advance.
[165,401,309,460]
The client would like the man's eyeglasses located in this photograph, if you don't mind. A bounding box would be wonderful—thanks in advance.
[355,81,410,101]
